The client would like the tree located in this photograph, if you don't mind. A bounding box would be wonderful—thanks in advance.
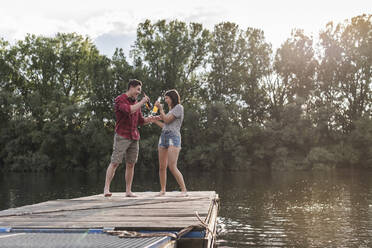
[272,29,317,120]
[318,14,372,133]
[207,22,272,125]
[132,19,209,102]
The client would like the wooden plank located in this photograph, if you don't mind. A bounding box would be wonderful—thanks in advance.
[0,193,215,216]
[0,210,209,218]
[205,194,219,248]
[2,216,204,222]
[0,220,206,229]
[0,223,205,229]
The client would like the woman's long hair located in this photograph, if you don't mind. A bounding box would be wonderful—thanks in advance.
[165,89,180,108]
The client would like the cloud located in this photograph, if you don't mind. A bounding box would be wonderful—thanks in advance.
[94,33,136,58]
[1,0,370,56]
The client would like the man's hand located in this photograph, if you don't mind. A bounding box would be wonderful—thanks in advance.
[146,115,162,123]
[145,115,161,124]
[141,94,150,104]
[130,94,149,113]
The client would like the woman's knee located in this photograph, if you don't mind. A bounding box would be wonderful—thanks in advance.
[168,164,179,173]
[159,163,167,171]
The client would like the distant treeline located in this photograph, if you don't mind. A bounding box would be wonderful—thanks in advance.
[0,14,371,172]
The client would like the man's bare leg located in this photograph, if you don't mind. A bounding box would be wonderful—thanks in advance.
[125,162,137,197]
[104,162,119,197]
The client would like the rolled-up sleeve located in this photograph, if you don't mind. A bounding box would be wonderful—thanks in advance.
[138,111,145,126]
[116,98,131,114]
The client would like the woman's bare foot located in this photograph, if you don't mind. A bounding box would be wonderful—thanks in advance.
[104,189,112,197]
[156,191,166,197]
[125,192,138,197]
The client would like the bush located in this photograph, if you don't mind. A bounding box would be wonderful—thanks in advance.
[331,142,359,167]
[305,147,336,170]
[8,152,51,172]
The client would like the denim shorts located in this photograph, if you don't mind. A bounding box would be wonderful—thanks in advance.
[158,130,181,148]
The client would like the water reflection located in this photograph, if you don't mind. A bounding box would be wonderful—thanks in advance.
[216,169,372,247]
[1,168,372,247]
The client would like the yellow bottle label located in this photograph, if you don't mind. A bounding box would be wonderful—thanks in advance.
[152,105,158,114]
[152,97,161,114]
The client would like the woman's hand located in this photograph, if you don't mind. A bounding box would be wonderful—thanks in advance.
[153,115,162,121]
[155,101,163,110]
[146,115,162,123]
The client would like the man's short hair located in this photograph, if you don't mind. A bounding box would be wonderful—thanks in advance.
[128,79,142,90]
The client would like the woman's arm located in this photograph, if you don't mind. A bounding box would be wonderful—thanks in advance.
[153,120,164,128]
[155,101,176,124]
[143,115,162,125]
[160,111,176,124]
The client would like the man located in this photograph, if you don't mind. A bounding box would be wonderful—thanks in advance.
[104,79,159,197]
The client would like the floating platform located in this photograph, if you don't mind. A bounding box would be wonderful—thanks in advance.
[0,191,219,248]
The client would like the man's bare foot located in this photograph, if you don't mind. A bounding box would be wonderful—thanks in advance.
[125,192,138,197]
[104,189,112,197]
[180,191,188,197]
[156,191,166,197]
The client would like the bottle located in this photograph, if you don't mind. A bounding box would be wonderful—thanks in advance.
[143,92,152,110]
[152,97,161,114]
[145,101,153,110]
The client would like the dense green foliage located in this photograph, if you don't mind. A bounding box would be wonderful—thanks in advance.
[1,14,371,172]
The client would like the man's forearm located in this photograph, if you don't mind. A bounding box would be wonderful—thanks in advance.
[130,100,144,113]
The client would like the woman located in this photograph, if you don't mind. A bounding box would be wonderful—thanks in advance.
[154,89,187,196]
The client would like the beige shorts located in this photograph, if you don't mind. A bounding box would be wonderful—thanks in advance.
[110,133,139,164]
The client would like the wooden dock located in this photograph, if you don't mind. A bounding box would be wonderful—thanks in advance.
[0,191,219,248]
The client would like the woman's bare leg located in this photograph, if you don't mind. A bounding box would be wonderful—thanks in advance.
[158,147,168,195]
[167,146,187,194]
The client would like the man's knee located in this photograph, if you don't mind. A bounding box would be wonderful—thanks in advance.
[126,162,135,169]
[110,162,119,169]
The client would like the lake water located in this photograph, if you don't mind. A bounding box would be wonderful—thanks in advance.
[1,168,371,247]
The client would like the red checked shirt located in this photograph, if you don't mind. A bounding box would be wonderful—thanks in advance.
[114,93,145,140]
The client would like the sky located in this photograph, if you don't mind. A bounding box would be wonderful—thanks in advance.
[1,0,370,58]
